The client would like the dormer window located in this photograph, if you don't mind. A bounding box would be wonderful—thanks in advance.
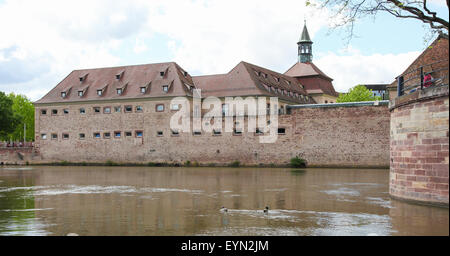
[183,71,188,77]
[140,87,146,93]
[163,85,168,93]
[61,92,66,98]
[79,74,88,83]
[160,71,165,77]
[115,71,124,80]
[78,91,83,97]
[117,88,122,95]
[97,90,103,96]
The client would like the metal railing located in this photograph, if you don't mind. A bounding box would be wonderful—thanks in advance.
[397,59,449,97]
[0,141,34,148]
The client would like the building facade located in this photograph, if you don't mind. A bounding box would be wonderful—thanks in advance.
[33,25,367,166]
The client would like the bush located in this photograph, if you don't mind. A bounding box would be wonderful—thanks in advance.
[184,160,191,167]
[290,157,306,168]
[228,161,240,167]
[105,160,118,166]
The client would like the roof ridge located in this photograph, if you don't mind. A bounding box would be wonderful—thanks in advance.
[73,61,176,72]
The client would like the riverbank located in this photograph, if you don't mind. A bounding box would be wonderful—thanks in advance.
[1,160,389,169]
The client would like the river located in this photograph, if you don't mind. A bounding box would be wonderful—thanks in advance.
[0,166,448,236]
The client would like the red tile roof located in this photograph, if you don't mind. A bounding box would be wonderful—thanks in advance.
[284,62,338,97]
[36,61,314,105]
[35,62,195,104]
[193,61,312,103]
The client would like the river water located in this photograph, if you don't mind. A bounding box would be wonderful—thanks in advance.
[0,166,448,236]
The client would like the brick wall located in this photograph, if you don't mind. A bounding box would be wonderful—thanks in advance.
[390,85,449,207]
[33,99,390,168]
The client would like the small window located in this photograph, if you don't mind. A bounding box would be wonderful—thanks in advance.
[104,107,111,114]
[78,91,83,97]
[104,132,111,139]
[255,128,263,135]
[233,129,242,135]
[140,87,146,93]
[136,106,143,112]
[52,109,58,115]
[63,109,69,114]
[79,133,85,140]
[160,71,165,76]
[213,129,221,136]
[135,131,143,138]
[41,109,47,115]
[193,131,202,136]
[278,128,286,135]
[61,92,66,98]
[162,85,168,92]
[116,74,121,80]
[94,132,101,138]
[51,133,58,140]
[114,131,121,138]
[124,105,133,113]
[62,133,69,139]
[171,130,179,136]
[116,88,122,95]
[157,131,163,136]
[41,134,47,140]
[94,107,100,113]
[97,90,103,96]
[156,104,164,112]
[125,131,132,137]
[114,106,121,113]
[171,104,180,110]
[79,108,85,114]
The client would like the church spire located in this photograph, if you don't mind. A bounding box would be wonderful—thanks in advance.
[297,21,313,63]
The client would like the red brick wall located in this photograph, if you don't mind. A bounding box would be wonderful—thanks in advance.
[290,105,390,167]
[390,86,449,207]
[401,35,449,90]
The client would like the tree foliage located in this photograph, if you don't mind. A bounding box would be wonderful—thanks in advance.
[0,91,19,140]
[308,0,449,43]
[8,93,35,142]
[336,85,382,102]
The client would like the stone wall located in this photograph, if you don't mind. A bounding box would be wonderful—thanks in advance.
[289,102,390,167]
[0,148,40,164]
[390,85,449,207]
[33,99,390,168]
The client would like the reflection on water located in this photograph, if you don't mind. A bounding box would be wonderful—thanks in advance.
[0,166,448,236]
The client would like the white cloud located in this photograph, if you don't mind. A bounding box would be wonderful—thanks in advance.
[0,0,427,100]
[315,50,421,92]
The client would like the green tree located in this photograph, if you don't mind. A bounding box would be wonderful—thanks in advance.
[0,91,19,140]
[336,85,382,102]
[7,93,35,142]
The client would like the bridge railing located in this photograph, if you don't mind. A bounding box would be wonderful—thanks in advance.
[0,141,34,148]
[397,59,449,97]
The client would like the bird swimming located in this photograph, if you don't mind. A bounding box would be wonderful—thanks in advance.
[220,206,228,213]
[263,206,269,213]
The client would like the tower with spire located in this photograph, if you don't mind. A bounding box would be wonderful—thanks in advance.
[298,21,313,63]
[284,20,339,104]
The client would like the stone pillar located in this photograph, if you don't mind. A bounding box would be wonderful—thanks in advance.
[389,85,449,207]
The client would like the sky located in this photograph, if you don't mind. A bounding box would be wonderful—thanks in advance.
[0,0,448,101]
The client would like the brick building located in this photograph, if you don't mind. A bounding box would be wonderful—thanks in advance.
[33,24,364,166]
[387,33,449,100]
